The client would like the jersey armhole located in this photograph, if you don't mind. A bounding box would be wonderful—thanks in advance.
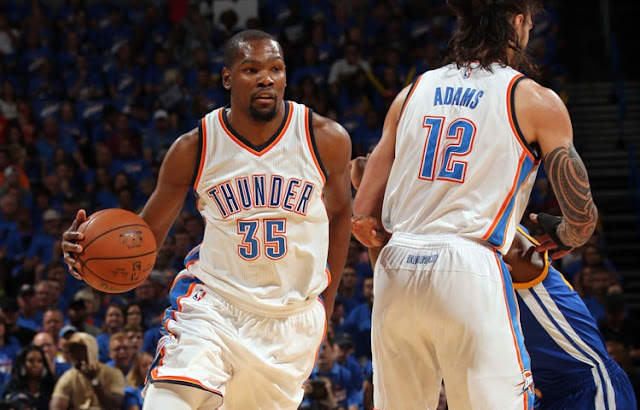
[306,108,328,182]
[191,118,205,188]
[510,76,541,161]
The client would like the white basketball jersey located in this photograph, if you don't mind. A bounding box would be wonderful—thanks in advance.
[382,63,540,253]
[188,101,330,313]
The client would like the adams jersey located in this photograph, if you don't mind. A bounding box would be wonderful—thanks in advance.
[187,101,330,314]
[382,63,540,253]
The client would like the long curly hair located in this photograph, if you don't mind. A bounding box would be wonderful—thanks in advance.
[445,0,543,75]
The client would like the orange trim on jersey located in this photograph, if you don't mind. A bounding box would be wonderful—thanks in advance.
[304,107,326,184]
[193,118,208,189]
[218,101,293,157]
[482,152,527,241]
[493,251,529,410]
[149,372,223,395]
[396,74,423,127]
[325,266,331,287]
[507,74,538,162]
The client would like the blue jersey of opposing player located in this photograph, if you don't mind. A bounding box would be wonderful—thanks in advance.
[510,226,636,409]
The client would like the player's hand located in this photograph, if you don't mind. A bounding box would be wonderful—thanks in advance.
[529,213,573,259]
[351,214,390,247]
[61,209,87,280]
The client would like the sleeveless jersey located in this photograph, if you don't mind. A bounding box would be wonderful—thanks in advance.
[187,101,330,313]
[515,227,622,407]
[382,63,540,253]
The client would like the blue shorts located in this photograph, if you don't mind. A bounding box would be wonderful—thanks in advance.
[536,363,637,409]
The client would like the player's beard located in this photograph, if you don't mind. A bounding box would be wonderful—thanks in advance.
[249,103,278,122]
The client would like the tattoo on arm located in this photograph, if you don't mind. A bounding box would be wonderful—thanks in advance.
[544,144,598,247]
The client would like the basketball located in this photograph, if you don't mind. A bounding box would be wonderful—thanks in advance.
[76,208,157,294]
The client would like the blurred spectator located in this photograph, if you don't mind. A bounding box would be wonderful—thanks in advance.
[22,208,62,280]
[1,344,55,410]
[564,243,618,284]
[32,330,70,379]
[0,298,36,347]
[142,109,177,164]
[123,350,153,410]
[307,337,362,410]
[95,303,125,363]
[337,265,361,318]
[50,331,125,410]
[606,340,640,402]
[106,331,133,376]
[123,301,146,332]
[334,332,364,394]
[40,308,64,353]
[16,284,42,332]
[133,270,170,330]
[342,276,373,362]
[599,289,640,364]
[65,298,100,337]
[0,315,20,385]
[327,42,371,88]
[105,42,143,107]
[0,80,19,123]
[582,266,616,323]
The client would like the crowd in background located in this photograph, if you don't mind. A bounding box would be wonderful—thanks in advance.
[0,0,637,409]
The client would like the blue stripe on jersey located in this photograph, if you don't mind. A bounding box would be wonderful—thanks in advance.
[517,266,616,408]
[160,274,203,337]
[486,155,536,248]
[183,244,201,268]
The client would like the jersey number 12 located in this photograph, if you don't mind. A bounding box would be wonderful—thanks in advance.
[419,116,476,183]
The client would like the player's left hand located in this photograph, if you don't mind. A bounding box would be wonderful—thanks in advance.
[529,213,573,259]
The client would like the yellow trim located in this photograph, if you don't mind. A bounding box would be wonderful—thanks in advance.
[513,225,550,289]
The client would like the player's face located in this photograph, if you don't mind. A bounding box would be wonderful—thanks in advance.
[223,39,286,122]
[516,12,533,49]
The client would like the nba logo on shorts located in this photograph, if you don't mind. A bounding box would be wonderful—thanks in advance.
[519,369,534,396]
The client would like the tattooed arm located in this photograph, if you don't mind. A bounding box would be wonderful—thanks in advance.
[515,79,598,249]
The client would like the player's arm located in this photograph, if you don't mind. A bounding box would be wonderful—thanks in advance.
[139,128,199,249]
[313,113,353,320]
[351,85,409,247]
[516,80,598,251]
[350,155,383,268]
[60,129,198,280]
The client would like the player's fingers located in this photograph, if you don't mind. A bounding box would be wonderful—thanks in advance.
[61,238,83,253]
[529,213,538,223]
[549,248,573,260]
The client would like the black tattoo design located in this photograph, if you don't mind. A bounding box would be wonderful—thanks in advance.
[543,144,598,247]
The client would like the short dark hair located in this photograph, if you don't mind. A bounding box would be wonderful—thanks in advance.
[223,29,281,68]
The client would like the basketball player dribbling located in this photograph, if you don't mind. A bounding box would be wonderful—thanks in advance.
[351,0,598,408]
[61,30,353,410]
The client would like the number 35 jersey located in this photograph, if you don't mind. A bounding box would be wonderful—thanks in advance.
[189,101,330,314]
[382,63,541,253]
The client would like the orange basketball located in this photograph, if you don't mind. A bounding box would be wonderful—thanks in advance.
[77,208,157,293]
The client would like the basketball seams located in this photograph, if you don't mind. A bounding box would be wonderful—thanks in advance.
[77,208,157,293]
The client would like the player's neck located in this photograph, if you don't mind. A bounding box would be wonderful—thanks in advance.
[225,103,287,146]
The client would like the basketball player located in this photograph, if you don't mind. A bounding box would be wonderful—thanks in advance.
[352,157,635,409]
[61,30,353,409]
[508,226,637,409]
[351,1,598,409]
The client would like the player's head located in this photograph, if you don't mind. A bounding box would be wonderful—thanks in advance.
[445,0,542,73]
[222,30,286,122]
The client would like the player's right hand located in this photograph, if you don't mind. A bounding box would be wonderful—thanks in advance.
[351,214,390,248]
[61,209,87,280]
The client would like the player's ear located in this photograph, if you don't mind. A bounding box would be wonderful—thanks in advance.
[222,68,231,90]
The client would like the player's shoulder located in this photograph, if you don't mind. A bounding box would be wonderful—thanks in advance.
[515,78,566,111]
[308,111,351,170]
